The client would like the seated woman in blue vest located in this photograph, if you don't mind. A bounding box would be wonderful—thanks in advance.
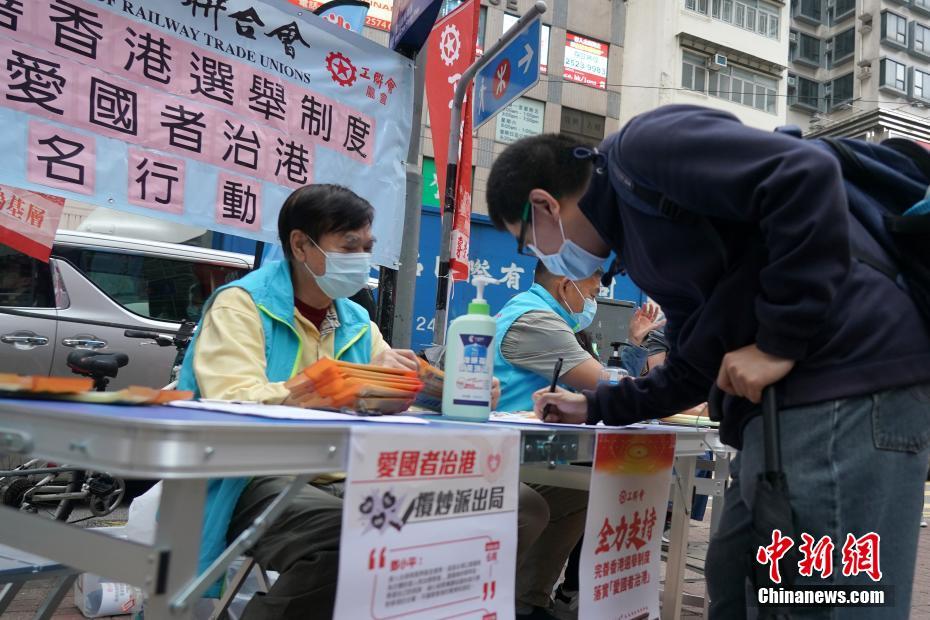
[178,185,585,620]
[494,261,664,412]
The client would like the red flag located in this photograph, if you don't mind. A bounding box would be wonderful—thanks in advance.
[0,186,65,262]
[425,0,479,281]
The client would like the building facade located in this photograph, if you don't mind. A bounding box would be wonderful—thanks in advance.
[787,0,930,142]
[621,0,790,130]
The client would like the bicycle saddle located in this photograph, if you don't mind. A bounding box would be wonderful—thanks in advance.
[66,351,129,378]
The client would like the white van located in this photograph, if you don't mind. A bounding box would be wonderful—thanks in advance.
[0,231,252,389]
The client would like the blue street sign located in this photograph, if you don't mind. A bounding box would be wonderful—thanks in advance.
[472,17,541,130]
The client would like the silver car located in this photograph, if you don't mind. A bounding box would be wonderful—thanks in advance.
[0,231,252,390]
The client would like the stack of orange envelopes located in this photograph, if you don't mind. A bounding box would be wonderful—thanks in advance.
[285,358,425,414]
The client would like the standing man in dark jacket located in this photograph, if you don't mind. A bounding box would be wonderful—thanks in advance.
[485,105,930,618]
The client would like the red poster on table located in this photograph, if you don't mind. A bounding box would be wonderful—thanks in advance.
[0,185,65,262]
[425,0,478,281]
[580,431,675,620]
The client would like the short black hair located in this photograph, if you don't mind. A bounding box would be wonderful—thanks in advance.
[278,184,374,259]
[486,134,594,230]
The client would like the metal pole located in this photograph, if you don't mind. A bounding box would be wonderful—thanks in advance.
[432,1,547,346]
[377,47,427,347]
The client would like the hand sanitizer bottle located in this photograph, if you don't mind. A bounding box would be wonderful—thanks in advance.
[442,277,497,422]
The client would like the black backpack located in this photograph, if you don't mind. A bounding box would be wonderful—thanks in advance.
[606,130,930,328]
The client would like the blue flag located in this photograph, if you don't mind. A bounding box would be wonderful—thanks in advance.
[314,0,370,33]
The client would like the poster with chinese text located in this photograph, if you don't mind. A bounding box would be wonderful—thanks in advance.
[0,0,412,268]
[335,426,519,620]
[579,431,675,620]
[0,183,64,261]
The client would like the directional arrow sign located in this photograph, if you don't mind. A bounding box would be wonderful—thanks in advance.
[472,17,541,130]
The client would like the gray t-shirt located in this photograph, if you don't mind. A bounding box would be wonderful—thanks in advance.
[500,310,593,376]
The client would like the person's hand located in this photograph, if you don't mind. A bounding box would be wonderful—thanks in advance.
[372,348,420,372]
[716,344,795,404]
[491,377,501,410]
[283,374,316,407]
[532,386,588,424]
[628,303,666,347]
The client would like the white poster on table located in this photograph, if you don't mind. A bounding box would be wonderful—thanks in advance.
[580,431,676,620]
[334,426,520,620]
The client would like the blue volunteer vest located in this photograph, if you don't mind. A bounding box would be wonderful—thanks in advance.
[177,259,373,596]
[493,283,578,412]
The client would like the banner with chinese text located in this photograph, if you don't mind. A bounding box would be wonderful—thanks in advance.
[0,184,64,261]
[335,426,519,620]
[580,431,675,620]
[0,0,412,267]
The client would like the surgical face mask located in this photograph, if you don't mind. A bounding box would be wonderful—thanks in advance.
[564,281,597,331]
[528,210,605,280]
[303,237,372,300]
[574,297,597,331]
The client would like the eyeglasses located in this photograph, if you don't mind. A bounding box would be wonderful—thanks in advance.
[516,202,535,257]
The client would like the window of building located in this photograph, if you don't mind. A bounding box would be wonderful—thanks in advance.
[832,0,856,22]
[560,107,606,146]
[796,32,822,66]
[830,73,854,106]
[682,51,708,93]
[882,11,908,47]
[880,57,907,92]
[912,67,930,100]
[685,0,710,13]
[832,28,855,65]
[789,74,821,110]
[702,0,779,38]
[915,0,930,15]
[911,21,930,58]
[504,13,550,73]
[702,57,778,113]
[793,0,822,24]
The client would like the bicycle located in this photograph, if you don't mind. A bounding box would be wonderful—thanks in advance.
[0,321,197,523]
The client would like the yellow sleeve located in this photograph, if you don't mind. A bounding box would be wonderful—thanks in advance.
[192,288,290,404]
[369,320,391,360]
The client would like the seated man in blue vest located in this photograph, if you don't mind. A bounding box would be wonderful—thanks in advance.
[495,262,662,412]
[177,185,584,620]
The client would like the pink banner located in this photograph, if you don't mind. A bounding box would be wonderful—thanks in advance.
[215,172,262,232]
[3,0,376,169]
[127,147,185,215]
[27,119,95,195]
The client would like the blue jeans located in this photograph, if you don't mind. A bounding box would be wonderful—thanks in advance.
[706,384,930,619]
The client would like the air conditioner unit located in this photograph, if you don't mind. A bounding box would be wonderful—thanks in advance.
[713,53,728,68]
[825,41,834,52]
[788,75,798,87]
[789,32,798,43]
[858,66,872,79]
[823,83,833,94]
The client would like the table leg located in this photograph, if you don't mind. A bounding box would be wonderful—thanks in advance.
[703,451,731,619]
[144,479,206,620]
[34,573,77,620]
[662,455,696,620]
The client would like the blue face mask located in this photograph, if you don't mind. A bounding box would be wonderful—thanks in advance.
[564,281,597,331]
[528,211,606,280]
[574,297,598,331]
